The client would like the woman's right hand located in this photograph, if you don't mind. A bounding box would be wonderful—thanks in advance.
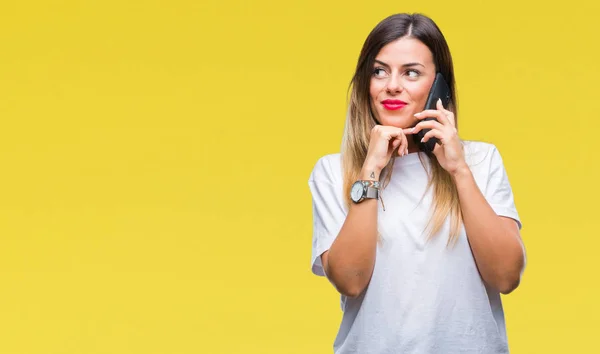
[361,125,408,180]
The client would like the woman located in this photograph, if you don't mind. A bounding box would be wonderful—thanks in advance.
[308,13,526,353]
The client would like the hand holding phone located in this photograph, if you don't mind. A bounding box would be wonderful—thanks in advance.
[413,73,452,153]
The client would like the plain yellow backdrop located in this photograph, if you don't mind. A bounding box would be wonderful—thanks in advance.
[0,0,599,353]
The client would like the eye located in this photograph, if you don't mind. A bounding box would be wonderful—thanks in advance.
[406,69,421,78]
[372,67,388,78]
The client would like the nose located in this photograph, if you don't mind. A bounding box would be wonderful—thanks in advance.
[386,74,402,94]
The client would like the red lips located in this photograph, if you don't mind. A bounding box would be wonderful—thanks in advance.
[381,99,407,111]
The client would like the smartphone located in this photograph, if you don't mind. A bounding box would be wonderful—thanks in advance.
[413,72,452,153]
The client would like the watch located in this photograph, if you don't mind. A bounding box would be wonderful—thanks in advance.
[350,180,380,203]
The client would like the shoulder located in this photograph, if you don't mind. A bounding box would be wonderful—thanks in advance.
[463,140,502,168]
[308,153,343,185]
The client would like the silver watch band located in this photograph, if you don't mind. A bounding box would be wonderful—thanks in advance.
[365,186,378,199]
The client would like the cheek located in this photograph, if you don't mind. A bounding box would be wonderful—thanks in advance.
[406,82,432,104]
[369,80,385,100]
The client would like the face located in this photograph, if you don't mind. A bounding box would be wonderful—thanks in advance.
[369,37,436,128]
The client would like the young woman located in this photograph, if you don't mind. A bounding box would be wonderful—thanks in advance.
[308,13,526,353]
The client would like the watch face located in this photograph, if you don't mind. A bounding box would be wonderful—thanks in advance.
[350,182,364,202]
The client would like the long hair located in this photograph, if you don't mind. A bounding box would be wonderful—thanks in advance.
[341,13,462,245]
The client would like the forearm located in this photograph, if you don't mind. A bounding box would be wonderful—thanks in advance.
[453,167,525,294]
[325,169,380,298]
[326,199,378,298]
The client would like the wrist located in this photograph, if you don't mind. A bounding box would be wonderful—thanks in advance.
[451,163,472,180]
[360,164,382,181]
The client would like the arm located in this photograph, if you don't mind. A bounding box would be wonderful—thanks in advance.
[321,169,379,299]
[408,99,526,295]
[319,126,409,298]
[452,166,526,294]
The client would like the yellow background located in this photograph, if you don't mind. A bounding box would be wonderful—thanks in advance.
[0,0,598,353]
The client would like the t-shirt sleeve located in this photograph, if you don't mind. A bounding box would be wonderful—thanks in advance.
[308,156,347,277]
[485,145,522,230]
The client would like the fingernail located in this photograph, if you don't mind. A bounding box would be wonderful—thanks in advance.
[421,138,425,143]
[437,98,442,104]
[414,113,421,117]
[410,127,415,132]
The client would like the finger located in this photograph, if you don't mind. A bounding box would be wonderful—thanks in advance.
[414,108,450,126]
[435,98,445,111]
[402,127,415,135]
[439,104,456,128]
[446,111,456,128]
[393,136,401,155]
[436,99,452,125]
[377,126,408,155]
[414,109,443,119]
[375,127,404,142]
[405,119,445,135]
[385,126,409,140]
[390,137,402,154]
[397,133,408,156]
[421,129,444,144]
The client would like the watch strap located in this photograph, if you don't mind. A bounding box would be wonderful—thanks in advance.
[363,180,380,189]
[366,186,378,199]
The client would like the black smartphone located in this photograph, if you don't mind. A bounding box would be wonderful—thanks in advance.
[413,72,452,153]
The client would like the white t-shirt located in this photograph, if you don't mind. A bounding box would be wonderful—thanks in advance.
[308,141,522,354]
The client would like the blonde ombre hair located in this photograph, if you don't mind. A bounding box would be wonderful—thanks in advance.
[342,13,463,245]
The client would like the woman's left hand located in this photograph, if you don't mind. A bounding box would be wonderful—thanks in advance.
[404,99,468,176]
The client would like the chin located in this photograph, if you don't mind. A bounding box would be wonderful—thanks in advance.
[379,116,415,129]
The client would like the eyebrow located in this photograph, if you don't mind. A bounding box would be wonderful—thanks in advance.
[374,59,425,68]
